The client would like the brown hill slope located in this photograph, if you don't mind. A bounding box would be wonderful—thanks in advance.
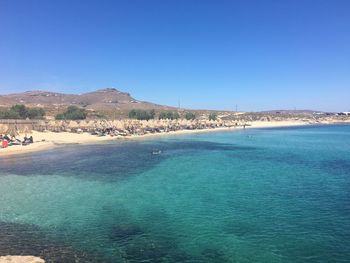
[0,88,175,117]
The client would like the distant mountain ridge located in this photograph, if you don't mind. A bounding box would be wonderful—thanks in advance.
[0,88,174,116]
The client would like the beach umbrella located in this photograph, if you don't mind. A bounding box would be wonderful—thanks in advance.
[6,124,19,137]
[106,120,114,129]
[66,121,75,129]
[48,120,55,126]
[97,121,104,129]
[61,120,69,130]
[79,120,89,129]
[114,120,120,129]
[0,124,8,134]
[23,126,33,137]
[50,120,61,132]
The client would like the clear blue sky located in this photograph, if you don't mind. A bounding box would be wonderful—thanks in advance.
[0,0,349,112]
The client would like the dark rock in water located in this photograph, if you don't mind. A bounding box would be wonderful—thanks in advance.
[109,223,144,241]
[0,222,95,263]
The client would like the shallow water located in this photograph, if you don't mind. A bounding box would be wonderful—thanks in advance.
[0,125,350,262]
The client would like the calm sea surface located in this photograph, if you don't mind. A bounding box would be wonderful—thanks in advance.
[0,125,349,262]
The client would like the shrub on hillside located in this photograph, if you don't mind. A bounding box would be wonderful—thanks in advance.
[159,111,180,120]
[27,108,46,119]
[209,112,217,121]
[0,105,45,119]
[128,109,155,120]
[55,106,87,120]
[184,112,196,120]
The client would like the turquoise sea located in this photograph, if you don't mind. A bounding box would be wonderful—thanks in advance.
[0,125,350,262]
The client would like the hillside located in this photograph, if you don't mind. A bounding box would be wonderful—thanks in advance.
[0,88,175,118]
[1,88,335,121]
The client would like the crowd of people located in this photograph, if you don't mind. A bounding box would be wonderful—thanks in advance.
[0,134,34,148]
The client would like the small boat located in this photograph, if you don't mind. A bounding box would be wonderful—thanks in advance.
[152,150,162,155]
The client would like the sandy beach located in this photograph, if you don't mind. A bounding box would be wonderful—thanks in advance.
[0,120,317,157]
[0,256,44,263]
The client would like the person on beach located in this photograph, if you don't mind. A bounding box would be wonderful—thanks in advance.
[0,134,9,148]
[22,135,34,145]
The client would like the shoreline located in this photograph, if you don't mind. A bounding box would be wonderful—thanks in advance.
[0,120,348,157]
[0,256,44,263]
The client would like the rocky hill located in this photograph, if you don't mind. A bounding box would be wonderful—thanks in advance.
[0,88,175,118]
